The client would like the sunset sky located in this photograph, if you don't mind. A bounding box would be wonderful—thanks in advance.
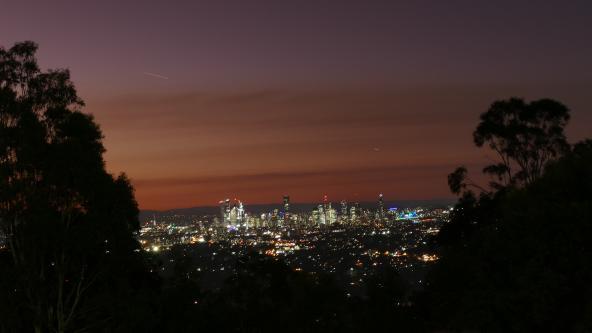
[2,1,591,209]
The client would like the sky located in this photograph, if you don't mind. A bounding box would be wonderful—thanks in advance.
[2,0,591,210]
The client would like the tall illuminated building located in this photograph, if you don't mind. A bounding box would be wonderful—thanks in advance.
[237,200,245,227]
[350,202,360,223]
[340,200,348,222]
[271,208,279,227]
[219,198,245,227]
[283,195,290,223]
[219,200,225,222]
[327,205,337,224]
[322,195,330,224]
[317,204,326,225]
[349,205,357,222]
[225,199,232,223]
[283,195,290,213]
[219,198,231,225]
[378,193,385,219]
[229,206,238,226]
[312,208,320,225]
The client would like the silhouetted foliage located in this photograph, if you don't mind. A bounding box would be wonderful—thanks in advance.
[447,166,468,195]
[473,97,570,187]
[426,104,592,332]
[441,98,573,252]
[0,41,152,333]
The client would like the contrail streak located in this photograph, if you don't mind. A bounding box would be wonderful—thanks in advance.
[143,72,169,80]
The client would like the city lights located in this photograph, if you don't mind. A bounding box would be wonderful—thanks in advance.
[138,194,450,295]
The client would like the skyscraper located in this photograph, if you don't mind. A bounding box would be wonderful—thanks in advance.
[350,205,357,222]
[283,195,290,224]
[271,208,279,227]
[312,208,320,225]
[326,204,337,224]
[377,193,385,220]
[340,200,348,223]
[229,205,238,226]
[283,195,290,213]
[237,200,245,228]
[317,204,326,225]
[219,198,231,225]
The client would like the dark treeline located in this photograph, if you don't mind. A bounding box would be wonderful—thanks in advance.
[1,41,591,332]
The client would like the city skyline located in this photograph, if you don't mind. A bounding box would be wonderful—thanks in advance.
[2,2,592,331]
[2,1,591,209]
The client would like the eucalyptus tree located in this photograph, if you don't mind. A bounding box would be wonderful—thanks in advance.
[449,97,570,195]
[0,41,140,333]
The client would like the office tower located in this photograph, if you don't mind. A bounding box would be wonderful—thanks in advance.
[317,204,326,225]
[349,205,357,222]
[271,208,279,227]
[312,208,320,225]
[378,193,385,219]
[237,200,245,227]
[283,195,290,214]
[229,206,238,226]
[283,195,290,224]
[350,202,360,223]
[327,205,337,224]
[219,198,231,225]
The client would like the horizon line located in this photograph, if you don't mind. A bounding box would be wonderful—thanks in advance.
[140,197,456,212]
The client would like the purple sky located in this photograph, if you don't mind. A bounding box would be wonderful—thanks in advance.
[2,1,591,209]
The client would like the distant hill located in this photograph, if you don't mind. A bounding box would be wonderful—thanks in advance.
[140,199,455,222]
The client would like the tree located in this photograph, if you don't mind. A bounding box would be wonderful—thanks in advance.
[440,98,571,244]
[424,96,591,331]
[473,97,570,188]
[0,41,143,333]
[425,140,592,331]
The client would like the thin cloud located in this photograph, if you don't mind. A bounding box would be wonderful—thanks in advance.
[143,72,169,80]
[131,163,479,188]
